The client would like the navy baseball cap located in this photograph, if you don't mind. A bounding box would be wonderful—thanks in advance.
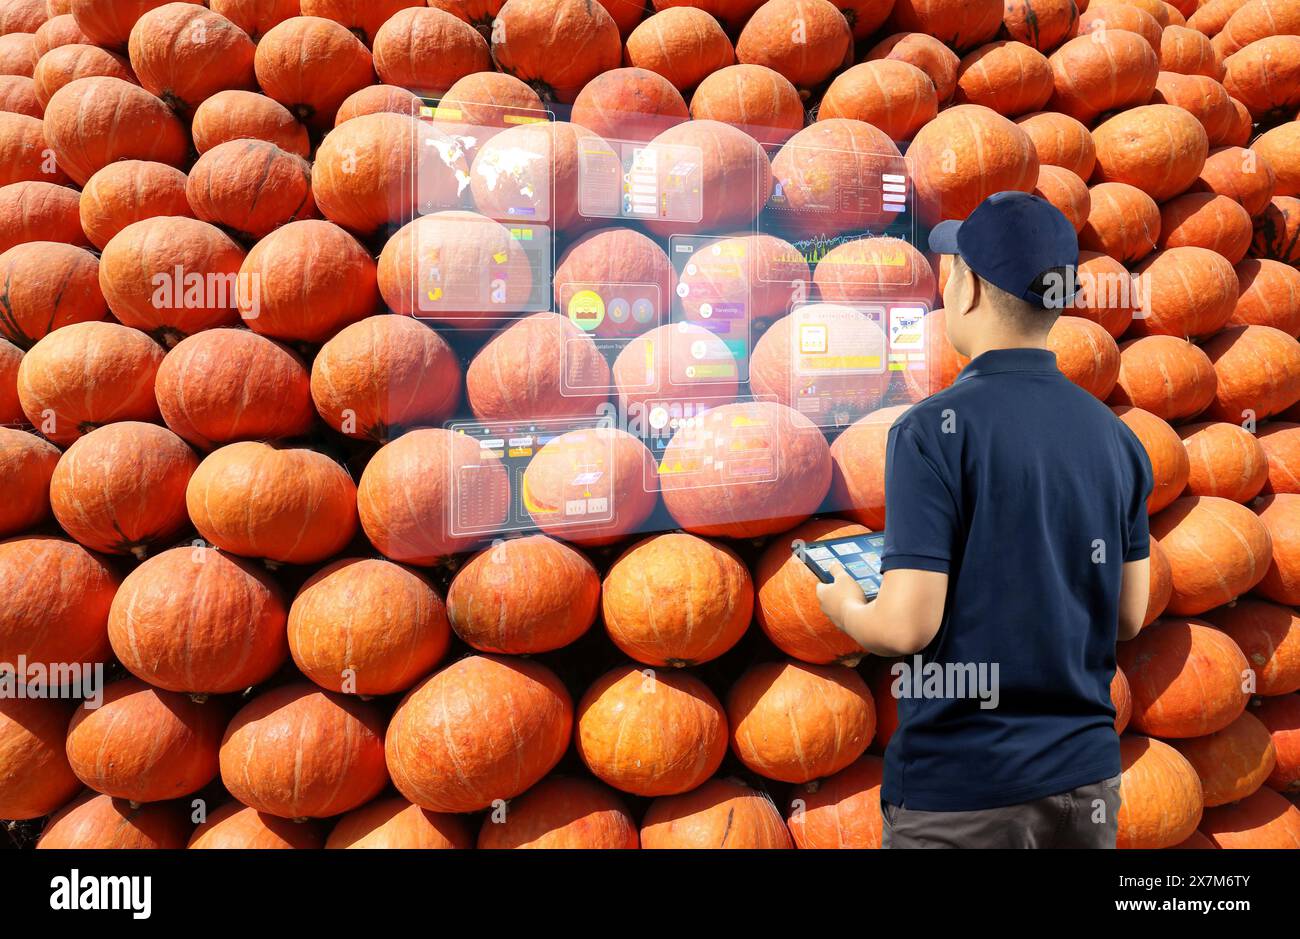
[928,191,1080,309]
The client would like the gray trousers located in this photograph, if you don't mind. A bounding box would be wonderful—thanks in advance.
[881,773,1122,848]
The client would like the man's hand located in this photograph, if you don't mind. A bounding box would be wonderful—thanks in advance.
[816,562,869,632]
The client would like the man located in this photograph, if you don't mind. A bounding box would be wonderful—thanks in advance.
[816,192,1153,849]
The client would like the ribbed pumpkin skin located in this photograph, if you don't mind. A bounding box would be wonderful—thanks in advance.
[477,777,639,849]
[1110,406,1189,514]
[576,665,726,797]
[65,678,226,802]
[0,180,88,254]
[955,41,1054,117]
[447,536,598,655]
[36,793,192,849]
[1004,0,1080,52]
[602,533,750,667]
[1115,735,1204,849]
[1130,247,1239,341]
[818,60,936,143]
[107,546,288,694]
[552,227,674,338]
[1255,694,1300,794]
[1146,541,1173,626]
[0,697,80,819]
[326,797,473,849]
[288,557,451,695]
[78,160,192,251]
[1253,121,1300,199]
[827,405,910,529]
[1254,494,1300,605]
[0,112,62,188]
[220,683,389,819]
[466,314,609,422]
[569,68,687,143]
[688,63,805,144]
[0,535,117,668]
[735,0,851,92]
[0,427,59,537]
[1034,164,1091,233]
[1158,192,1253,262]
[1046,30,1160,124]
[188,803,325,849]
[1016,110,1097,179]
[625,8,734,93]
[1108,336,1217,422]
[34,15,94,57]
[386,655,573,813]
[186,441,359,565]
[1048,316,1118,399]
[1176,421,1269,503]
[252,16,374,128]
[1223,35,1300,119]
[1150,72,1237,148]
[1118,617,1250,737]
[371,7,488,97]
[1113,668,1133,734]
[312,113,424,236]
[1200,786,1300,848]
[1161,24,1223,79]
[299,0,423,45]
[786,753,884,849]
[641,777,794,849]
[1079,182,1159,263]
[1201,326,1300,423]
[2,73,43,120]
[867,32,960,102]
[69,0,195,50]
[728,660,875,784]
[644,119,771,237]
[755,518,870,665]
[490,0,622,104]
[1203,599,1300,696]
[192,90,309,157]
[1194,146,1277,217]
[1169,710,1277,806]
[1260,422,1300,495]
[0,241,106,348]
[333,83,421,124]
[310,315,461,443]
[127,4,256,113]
[1254,196,1300,265]
[186,139,316,242]
[1232,260,1300,337]
[1151,498,1272,615]
[32,44,135,112]
[886,0,1002,50]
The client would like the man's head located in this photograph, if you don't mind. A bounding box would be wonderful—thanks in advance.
[929,192,1080,358]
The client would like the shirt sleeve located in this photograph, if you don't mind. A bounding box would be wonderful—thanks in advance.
[880,423,960,574]
[1125,443,1154,563]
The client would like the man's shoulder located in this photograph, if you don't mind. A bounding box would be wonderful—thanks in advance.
[890,382,977,440]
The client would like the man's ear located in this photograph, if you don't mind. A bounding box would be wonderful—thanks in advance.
[946,256,977,318]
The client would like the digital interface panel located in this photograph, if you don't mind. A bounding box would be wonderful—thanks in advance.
[650,395,782,489]
[414,219,552,318]
[669,235,752,385]
[578,139,703,223]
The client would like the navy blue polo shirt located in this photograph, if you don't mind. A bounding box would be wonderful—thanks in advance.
[879,347,1153,812]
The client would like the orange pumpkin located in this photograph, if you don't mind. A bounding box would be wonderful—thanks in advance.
[0,427,59,537]
[1115,735,1204,848]
[32,44,134,109]
[1259,421,1300,494]
[688,63,807,144]
[866,31,960,102]
[127,5,255,113]
[1199,786,1300,847]
[333,83,420,124]
[436,69,544,128]
[1129,247,1238,340]
[1146,540,1173,625]
[0,241,105,348]
[33,15,94,58]
[886,0,1002,49]
[192,90,309,157]
[552,226,674,337]
[641,777,794,848]
[470,120,603,235]
[818,60,935,142]
[1215,0,1300,58]
[0,697,80,820]
[186,139,316,241]
[648,0,765,30]
[1177,421,1268,503]
[371,7,488,97]
[576,665,727,797]
[1003,0,1080,52]
[252,15,374,127]
[0,338,19,426]
[0,33,37,80]
[446,535,598,654]
[1168,710,1275,806]
[325,797,473,848]
[220,683,389,818]
[1046,29,1160,124]
[899,309,969,400]
[645,118,771,236]
[1078,182,1160,263]
[1108,335,1216,421]
[1193,146,1277,217]
[1254,693,1300,794]
[674,231,810,324]
[1150,497,1271,614]
[68,0,197,49]
[786,754,884,848]
[1151,71,1238,148]
[735,0,851,92]
[750,309,892,417]
[477,777,639,849]
[65,677,225,802]
[611,322,741,413]
[1091,104,1208,203]
[1254,196,1300,265]
[490,0,621,103]
[1203,599,1300,697]
[1066,251,1137,338]
[465,313,608,420]
[570,67,688,142]
[0,180,88,254]
[1046,316,1118,399]
[0,113,60,187]
[1157,192,1253,262]
[826,406,909,529]
[1253,121,1300,199]
[1075,2,1162,51]
[209,0,298,40]
[189,803,325,849]
[1,0,50,34]
[955,41,1054,117]
[625,8,734,93]
[298,0,422,44]
[387,655,573,812]
[1160,24,1225,79]
[1113,667,1133,733]
[1200,325,1300,422]
[1188,0,1251,35]
[1222,35,1300,119]
[78,159,191,250]
[107,545,288,693]
[813,237,935,306]
[187,441,359,564]
[1254,493,1300,605]
[1111,406,1189,511]
[1034,165,1090,232]
[311,112,425,235]
[37,793,191,849]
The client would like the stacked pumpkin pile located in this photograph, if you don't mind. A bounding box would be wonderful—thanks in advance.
[2,0,1300,850]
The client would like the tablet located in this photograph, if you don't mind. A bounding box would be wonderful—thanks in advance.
[794,533,886,599]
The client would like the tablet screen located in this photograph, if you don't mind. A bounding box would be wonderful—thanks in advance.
[801,533,886,597]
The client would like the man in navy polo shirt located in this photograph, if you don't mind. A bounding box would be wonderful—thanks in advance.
[816,192,1153,848]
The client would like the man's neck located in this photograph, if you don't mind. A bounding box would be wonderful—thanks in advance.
[963,333,1051,361]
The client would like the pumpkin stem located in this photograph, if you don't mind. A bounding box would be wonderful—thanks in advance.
[263,558,283,572]
[838,653,865,668]
[128,801,141,810]
[189,693,209,704]
[129,545,149,561]
[664,658,692,668]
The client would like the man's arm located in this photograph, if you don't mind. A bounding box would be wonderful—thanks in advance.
[816,566,948,657]
[1117,557,1149,642]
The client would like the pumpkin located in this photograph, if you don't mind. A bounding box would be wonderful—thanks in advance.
[1044,317,1118,399]
[107,545,288,693]
[312,113,426,235]
[1201,326,1300,423]
[1091,104,1208,204]
[625,8,734,93]
[0,33,37,79]
[98,216,245,344]
[298,0,422,44]
[674,232,810,325]
[611,322,741,414]
[1194,143,1272,216]
[41,76,187,185]
[1,111,67,187]
[238,220,377,343]
[0,427,58,536]
[1112,667,1132,733]
[1222,95,1254,146]
[1047,29,1160,124]
[470,121,602,235]
[688,63,805,144]
[1034,165,1091,233]
[50,422,197,556]
[645,119,772,237]
[786,754,884,849]
[553,227,674,337]
[0,180,87,253]
[660,401,831,538]
[1114,735,1204,849]
[1203,599,1300,696]
[1199,785,1300,848]
[189,803,325,849]
[1215,0,1300,58]
[489,0,621,103]
[867,32,960,102]
[36,793,191,849]
[65,677,225,802]
[446,535,597,654]
[750,308,892,417]
[954,41,1054,117]
[827,405,909,529]
[1254,196,1300,264]
[1177,421,1268,503]
[1129,247,1238,340]
[1113,406,1190,511]
[520,427,659,546]
[1150,498,1271,614]
[905,105,1038,223]
[33,15,93,57]
[435,70,544,129]
[127,5,255,113]
[1160,24,1225,79]
[641,777,794,848]
[78,159,191,250]
[357,428,509,565]
[1,0,49,33]
[0,697,80,819]
[187,441,357,564]
[649,0,766,30]
[221,683,389,819]
[192,90,309,157]
[1157,192,1253,262]
[288,557,450,695]
[774,120,903,235]
[325,798,473,848]
[817,239,934,305]
[576,665,727,797]
[466,313,608,420]
[477,777,639,849]
[899,309,969,401]
[333,83,420,124]
[155,328,314,450]
[68,0,195,49]
[602,533,751,667]
[1075,2,1162,51]
[209,0,298,40]
[0,241,105,348]
[729,659,874,784]
[1066,251,1137,338]
[16,321,163,444]
[0,536,117,669]
[1253,122,1300,198]
[886,0,1002,49]
[1003,0,1080,52]
[253,16,374,127]
[186,139,316,241]
[1151,71,1238,147]
[1078,182,1159,263]
[735,0,851,93]
[387,655,572,812]
[1260,422,1300,494]
[1254,693,1300,794]
[1254,494,1300,605]
[32,44,134,109]
[1146,540,1173,625]
[0,338,18,425]
[1107,335,1216,421]
[818,60,936,142]
[1223,35,1300,119]
[371,8,488,97]
[1188,0,1251,35]
[311,315,460,442]
[570,67,688,142]
[1167,710,1275,806]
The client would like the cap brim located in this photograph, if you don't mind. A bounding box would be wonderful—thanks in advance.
[927,219,962,255]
